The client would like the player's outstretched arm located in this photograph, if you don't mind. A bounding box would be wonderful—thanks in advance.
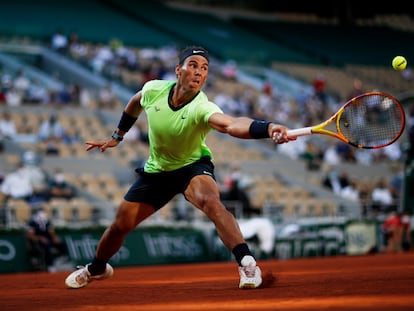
[85,91,144,152]
[208,113,295,144]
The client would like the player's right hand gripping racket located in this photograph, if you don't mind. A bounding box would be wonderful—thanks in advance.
[287,91,406,149]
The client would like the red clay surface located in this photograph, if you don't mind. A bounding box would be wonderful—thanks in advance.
[1,252,414,311]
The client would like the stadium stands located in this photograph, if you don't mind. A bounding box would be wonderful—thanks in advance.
[0,1,411,233]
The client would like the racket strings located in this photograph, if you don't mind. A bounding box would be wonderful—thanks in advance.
[338,94,404,148]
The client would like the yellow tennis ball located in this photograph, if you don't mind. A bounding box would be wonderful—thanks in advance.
[392,56,407,71]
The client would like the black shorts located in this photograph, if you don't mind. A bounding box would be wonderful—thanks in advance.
[124,156,216,210]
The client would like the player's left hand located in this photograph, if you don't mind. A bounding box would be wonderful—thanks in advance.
[85,139,120,152]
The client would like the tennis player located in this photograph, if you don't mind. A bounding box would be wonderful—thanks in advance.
[65,46,294,290]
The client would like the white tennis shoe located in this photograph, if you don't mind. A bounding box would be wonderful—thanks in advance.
[238,255,262,289]
[65,263,113,289]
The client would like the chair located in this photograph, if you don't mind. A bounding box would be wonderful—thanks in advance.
[69,198,95,223]
[8,199,32,227]
[48,198,71,226]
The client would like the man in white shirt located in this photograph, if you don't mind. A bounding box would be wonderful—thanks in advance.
[1,163,33,201]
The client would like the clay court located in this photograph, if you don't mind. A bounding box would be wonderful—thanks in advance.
[1,252,413,311]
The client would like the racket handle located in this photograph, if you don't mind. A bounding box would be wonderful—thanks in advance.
[286,127,312,138]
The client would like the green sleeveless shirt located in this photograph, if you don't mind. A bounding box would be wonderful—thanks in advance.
[140,80,223,173]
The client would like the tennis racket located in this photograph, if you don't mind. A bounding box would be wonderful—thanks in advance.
[286,91,405,149]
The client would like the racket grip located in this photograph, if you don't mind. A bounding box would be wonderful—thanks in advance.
[286,127,312,138]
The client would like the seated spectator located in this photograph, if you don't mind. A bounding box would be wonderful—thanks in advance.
[1,162,33,202]
[340,179,360,202]
[25,79,50,104]
[13,69,30,98]
[322,169,350,195]
[97,84,117,109]
[335,142,356,162]
[221,178,252,214]
[222,60,238,80]
[300,141,322,171]
[26,206,69,272]
[51,29,68,53]
[312,72,327,106]
[0,110,17,152]
[61,128,81,145]
[371,178,395,213]
[38,113,65,141]
[323,142,341,165]
[38,113,66,155]
[20,151,50,203]
[48,168,75,200]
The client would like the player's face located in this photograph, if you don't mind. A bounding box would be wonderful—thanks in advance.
[176,56,209,91]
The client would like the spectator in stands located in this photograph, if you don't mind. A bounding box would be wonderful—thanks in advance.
[221,177,252,214]
[20,151,49,203]
[48,167,75,200]
[322,169,350,195]
[25,79,50,104]
[221,165,276,260]
[68,31,88,61]
[381,142,403,162]
[97,84,117,109]
[358,181,372,218]
[13,69,30,97]
[389,163,404,202]
[347,79,365,100]
[65,46,295,290]
[90,44,114,74]
[222,60,238,80]
[26,206,69,272]
[371,178,395,213]
[340,179,360,202]
[322,141,341,165]
[222,163,253,192]
[4,86,23,106]
[0,110,17,152]
[0,162,33,202]
[141,60,166,85]
[13,69,30,98]
[256,86,277,120]
[335,141,356,162]
[61,127,80,145]
[38,113,65,155]
[55,83,76,106]
[213,92,239,115]
[312,72,327,107]
[51,29,68,53]
[300,141,323,171]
